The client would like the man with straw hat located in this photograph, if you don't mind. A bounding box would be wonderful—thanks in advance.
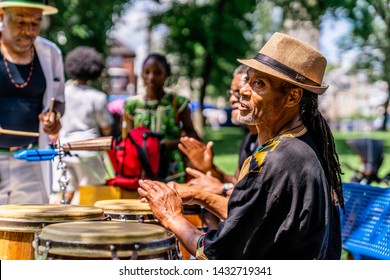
[138,32,344,259]
[0,0,64,204]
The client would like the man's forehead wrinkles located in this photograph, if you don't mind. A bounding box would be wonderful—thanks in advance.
[247,69,271,81]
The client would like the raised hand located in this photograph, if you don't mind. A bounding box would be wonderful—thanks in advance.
[178,136,214,173]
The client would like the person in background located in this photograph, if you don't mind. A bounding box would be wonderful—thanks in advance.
[51,46,114,204]
[177,65,256,232]
[138,32,344,260]
[123,53,199,183]
[179,65,258,197]
[0,0,64,204]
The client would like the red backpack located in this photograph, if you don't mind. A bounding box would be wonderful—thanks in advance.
[106,126,162,190]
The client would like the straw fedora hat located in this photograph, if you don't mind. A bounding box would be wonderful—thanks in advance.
[0,0,58,15]
[238,32,328,95]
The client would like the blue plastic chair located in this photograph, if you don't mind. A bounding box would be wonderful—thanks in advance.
[341,183,390,260]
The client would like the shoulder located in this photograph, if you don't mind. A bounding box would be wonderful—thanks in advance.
[35,36,62,55]
[165,93,189,112]
[125,95,143,105]
[247,133,322,178]
[174,94,189,106]
[125,95,144,112]
[264,135,319,167]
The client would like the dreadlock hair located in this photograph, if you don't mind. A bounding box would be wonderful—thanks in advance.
[279,81,344,211]
[300,89,345,211]
[65,46,105,81]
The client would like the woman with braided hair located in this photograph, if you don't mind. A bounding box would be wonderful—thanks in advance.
[138,32,344,260]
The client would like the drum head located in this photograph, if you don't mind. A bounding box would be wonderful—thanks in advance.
[0,204,105,232]
[94,199,152,214]
[35,221,176,259]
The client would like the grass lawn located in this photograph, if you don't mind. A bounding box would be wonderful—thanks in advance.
[205,126,390,187]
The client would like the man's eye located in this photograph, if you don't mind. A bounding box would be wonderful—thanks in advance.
[253,80,263,87]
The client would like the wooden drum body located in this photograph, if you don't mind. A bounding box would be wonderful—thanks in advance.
[33,221,180,260]
[0,204,105,260]
[94,199,158,223]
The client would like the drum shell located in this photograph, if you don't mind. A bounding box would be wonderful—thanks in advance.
[0,204,105,260]
[33,221,179,260]
[94,199,159,224]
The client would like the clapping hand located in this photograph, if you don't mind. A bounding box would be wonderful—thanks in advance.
[186,167,224,195]
[178,137,214,173]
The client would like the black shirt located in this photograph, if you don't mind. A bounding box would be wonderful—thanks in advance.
[0,48,45,147]
[202,130,342,259]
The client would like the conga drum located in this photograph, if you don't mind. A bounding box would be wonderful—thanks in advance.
[33,221,180,260]
[0,204,105,260]
[94,199,158,223]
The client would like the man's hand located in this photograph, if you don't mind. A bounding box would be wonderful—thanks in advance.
[38,111,61,135]
[178,137,214,173]
[138,180,183,230]
[186,167,224,195]
[167,181,196,205]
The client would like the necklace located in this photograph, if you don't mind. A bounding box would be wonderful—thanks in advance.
[1,45,34,89]
[278,122,304,136]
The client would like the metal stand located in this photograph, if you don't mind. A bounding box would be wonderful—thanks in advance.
[56,143,70,204]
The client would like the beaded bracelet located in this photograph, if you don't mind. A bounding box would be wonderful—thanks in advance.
[195,234,208,260]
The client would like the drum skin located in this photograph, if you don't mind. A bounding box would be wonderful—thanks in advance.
[33,221,178,260]
[94,199,158,223]
[0,204,105,260]
[92,201,206,260]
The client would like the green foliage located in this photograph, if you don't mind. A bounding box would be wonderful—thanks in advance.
[148,0,259,98]
[40,0,129,56]
[323,0,390,130]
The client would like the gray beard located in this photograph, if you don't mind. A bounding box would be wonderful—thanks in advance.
[231,116,241,125]
[237,111,259,125]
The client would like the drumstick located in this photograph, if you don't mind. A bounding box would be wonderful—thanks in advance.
[48,97,55,116]
[0,127,40,137]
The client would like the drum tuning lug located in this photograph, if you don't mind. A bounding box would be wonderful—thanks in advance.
[175,239,183,260]
[110,245,120,260]
[130,244,139,260]
[33,232,40,259]
[120,214,126,222]
[138,215,145,223]
[35,241,50,260]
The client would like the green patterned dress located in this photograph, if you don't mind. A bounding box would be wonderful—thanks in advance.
[124,93,189,183]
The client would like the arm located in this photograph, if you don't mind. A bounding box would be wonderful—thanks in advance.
[95,93,114,136]
[38,100,63,135]
[179,137,237,183]
[121,111,133,138]
[138,180,203,256]
[180,106,199,140]
[171,181,228,220]
[161,105,199,150]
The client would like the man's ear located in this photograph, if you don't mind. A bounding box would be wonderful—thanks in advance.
[285,87,303,107]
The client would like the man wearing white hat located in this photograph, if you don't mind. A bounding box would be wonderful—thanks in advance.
[0,0,64,204]
[138,32,344,260]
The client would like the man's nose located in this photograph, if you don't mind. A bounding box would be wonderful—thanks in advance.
[21,24,36,35]
[239,83,251,96]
